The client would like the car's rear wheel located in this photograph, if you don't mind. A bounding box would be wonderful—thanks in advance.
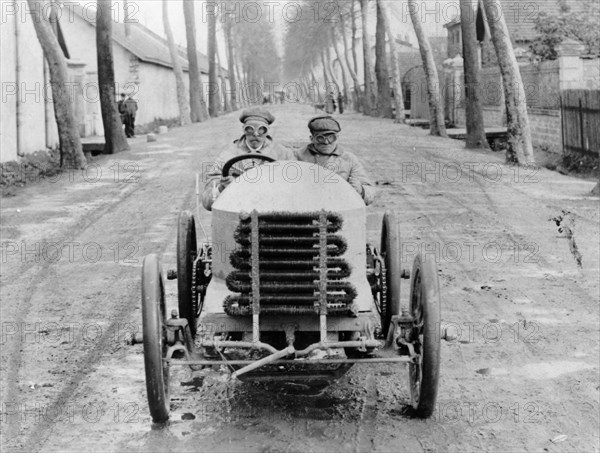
[408,254,441,418]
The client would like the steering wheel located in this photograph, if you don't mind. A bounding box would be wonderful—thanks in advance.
[221,153,275,177]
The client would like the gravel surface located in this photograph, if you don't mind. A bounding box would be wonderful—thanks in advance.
[1,104,598,453]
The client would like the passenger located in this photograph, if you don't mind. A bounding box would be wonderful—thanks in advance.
[201,107,294,211]
[294,115,377,205]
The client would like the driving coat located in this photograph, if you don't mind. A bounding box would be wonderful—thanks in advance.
[201,136,294,210]
[293,144,377,205]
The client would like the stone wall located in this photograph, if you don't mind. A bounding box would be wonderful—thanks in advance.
[407,67,433,121]
[527,109,562,153]
[443,41,599,155]
[521,61,561,109]
[454,104,563,153]
[455,106,507,129]
[582,59,600,89]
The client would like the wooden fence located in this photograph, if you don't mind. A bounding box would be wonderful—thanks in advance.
[560,90,600,156]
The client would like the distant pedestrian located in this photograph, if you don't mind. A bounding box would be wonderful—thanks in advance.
[325,91,336,114]
[123,96,138,138]
[338,92,345,114]
[118,93,127,129]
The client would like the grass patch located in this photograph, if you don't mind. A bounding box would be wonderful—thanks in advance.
[535,145,599,179]
[1,148,61,196]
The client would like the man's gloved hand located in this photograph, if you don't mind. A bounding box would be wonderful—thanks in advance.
[218,176,234,192]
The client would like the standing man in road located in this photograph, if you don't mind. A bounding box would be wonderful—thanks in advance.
[337,92,345,114]
[294,115,377,205]
[201,107,294,210]
[123,95,138,138]
[118,93,127,133]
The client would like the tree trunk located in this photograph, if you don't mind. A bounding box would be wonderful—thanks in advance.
[163,0,190,125]
[302,76,313,103]
[360,0,376,115]
[378,0,405,123]
[351,0,362,111]
[27,0,86,168]
[310,68,320,104]
[351,0,360,76]
[224,21,238,111]
[183,0,208,122]
[331,28,350,107]
[408,0,446,136]
[375,0,392,117]
[216,34,229,113]
[460,0,488,148]
[207,5,219,116]
[337,12,361,111]
[234,59,246,107]
[97,0,129,154]
[299,77,307,102]
[325,44,340,94]
[244,65,252,104]
[321,50,330,88]
[481,0,535,164]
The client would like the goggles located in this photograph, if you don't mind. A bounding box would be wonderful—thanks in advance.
[244,124,269,136]
[313,132,338,145]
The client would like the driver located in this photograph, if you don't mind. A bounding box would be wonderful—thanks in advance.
[201,107,294,210]
[294,115,377,205]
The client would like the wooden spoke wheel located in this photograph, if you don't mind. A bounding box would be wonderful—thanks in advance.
[408,254,441,418]
[177,210,198,337]
[141,254,170,423]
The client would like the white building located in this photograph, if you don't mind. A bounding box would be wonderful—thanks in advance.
[1,1,226,163]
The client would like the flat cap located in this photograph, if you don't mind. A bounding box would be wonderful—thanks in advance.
[308,115,341,133]
[239,107,275,125]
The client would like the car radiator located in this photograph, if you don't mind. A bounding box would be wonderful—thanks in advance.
[224,211,357,316]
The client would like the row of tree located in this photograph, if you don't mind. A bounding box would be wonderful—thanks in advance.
[173,0,281,125]
[283,0,535,164]
[283,1,444,128]
[31,0,535,168]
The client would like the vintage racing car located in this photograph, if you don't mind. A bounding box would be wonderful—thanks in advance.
[140,154,442,423]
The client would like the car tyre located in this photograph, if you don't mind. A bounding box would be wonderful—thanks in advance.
[408,253,441,418]
[177,210,197,337]
[141,254,170,423]
[380,211,401,338]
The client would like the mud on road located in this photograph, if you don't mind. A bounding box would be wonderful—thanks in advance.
[1,105,599,452]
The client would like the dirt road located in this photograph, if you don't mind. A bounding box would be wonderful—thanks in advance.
[1,104,598,452]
